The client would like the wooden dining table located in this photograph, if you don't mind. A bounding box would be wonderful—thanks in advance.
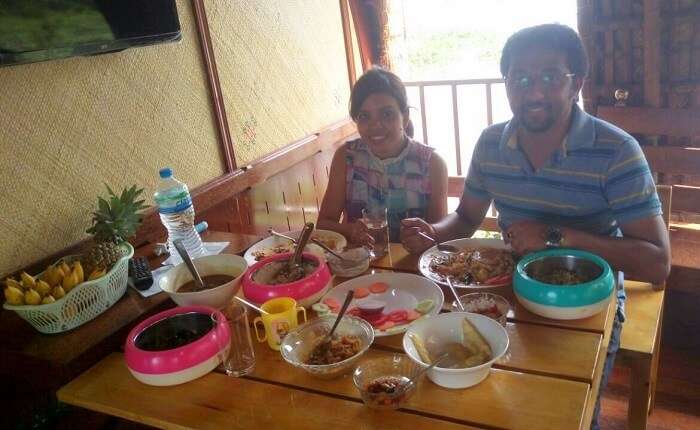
[57,240,620,430]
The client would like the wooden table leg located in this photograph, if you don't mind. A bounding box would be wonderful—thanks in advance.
[628,354,652,430]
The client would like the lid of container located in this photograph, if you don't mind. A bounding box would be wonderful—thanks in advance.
[159,167,173,178]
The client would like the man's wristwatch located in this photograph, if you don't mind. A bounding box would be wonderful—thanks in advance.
[545,226,564,248]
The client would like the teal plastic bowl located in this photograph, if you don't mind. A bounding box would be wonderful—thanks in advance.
[513,249,614,320]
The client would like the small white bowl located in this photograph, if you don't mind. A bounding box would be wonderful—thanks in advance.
[159,254,247,309]
[402,312,509,389]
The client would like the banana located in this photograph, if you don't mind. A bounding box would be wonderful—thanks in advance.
[73,261,84,284]
[62,269,80,292]
[24,289,41,306]
[88,267,106,281]
[52,286,66,300]
[43,265,64,287]
[35,280,52,297]
[59,261,71,277]
[5,278,22,290]
[4,285,24,305]
[41,295,56,305]
[20,272,36,289]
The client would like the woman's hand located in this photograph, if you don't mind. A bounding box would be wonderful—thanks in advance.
[400,218,436,254]
[348,221,374,247]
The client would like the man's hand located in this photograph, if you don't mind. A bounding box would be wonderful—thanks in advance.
[348,221,374,247]
[400,218,436,254]
[504,220,548,255]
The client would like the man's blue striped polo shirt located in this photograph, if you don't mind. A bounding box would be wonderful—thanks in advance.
[463,105,661,235]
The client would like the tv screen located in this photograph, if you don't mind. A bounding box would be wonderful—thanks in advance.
[0,0,181,66]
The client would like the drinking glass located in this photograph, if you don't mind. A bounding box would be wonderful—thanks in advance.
[361,206,389,259]
[211,302,255,377]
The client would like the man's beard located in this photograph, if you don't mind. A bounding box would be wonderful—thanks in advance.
[518,102,555,132]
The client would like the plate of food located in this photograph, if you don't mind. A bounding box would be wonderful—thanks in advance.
[315,273,444,337]
[419,238,515,289]
[244,229,347,265]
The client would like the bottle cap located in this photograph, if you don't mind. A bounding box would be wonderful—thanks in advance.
[159,167,173,178]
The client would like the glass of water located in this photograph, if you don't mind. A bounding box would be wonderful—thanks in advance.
[211,302,255,377]
[361,206,389,259]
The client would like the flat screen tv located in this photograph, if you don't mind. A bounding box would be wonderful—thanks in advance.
[0,0,181,66]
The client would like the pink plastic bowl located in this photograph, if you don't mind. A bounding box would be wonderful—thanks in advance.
[242,252,332,307]
[124,305,229,386]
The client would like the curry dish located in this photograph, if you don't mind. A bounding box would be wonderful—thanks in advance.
[430,248,514,284]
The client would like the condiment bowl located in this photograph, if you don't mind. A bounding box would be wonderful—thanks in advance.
[353,354,421,409]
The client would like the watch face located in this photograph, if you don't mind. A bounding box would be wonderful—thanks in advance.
[546,227,562,246]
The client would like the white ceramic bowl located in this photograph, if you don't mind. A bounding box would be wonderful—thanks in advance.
[402,312,509,389]
[159,254,248,309]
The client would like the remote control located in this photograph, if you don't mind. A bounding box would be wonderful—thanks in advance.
[129,256,153,290]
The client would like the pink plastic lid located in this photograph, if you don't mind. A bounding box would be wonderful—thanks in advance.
[124,305,229,375]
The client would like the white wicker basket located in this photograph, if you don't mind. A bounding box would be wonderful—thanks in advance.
[3,243,134,334]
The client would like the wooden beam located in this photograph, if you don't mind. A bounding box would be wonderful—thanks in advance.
[192,0,236,172]
[643,0,661,107]
[597,106,700,137]
[339,0,357,90]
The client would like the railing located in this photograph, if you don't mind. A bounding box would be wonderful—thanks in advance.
[404,77,505,176]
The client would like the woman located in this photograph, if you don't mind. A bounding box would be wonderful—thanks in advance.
[317,67,448,246]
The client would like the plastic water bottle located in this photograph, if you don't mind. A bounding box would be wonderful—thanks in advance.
[154,167,205,261]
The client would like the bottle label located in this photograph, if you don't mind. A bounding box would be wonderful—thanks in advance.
[156,191,193,214]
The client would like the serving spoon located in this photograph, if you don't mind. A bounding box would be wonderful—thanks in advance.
[173,239,268,315]
[418,232,460,254]
[268,228,347,261]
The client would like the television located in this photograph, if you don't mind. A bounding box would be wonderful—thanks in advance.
[0,0,181,67]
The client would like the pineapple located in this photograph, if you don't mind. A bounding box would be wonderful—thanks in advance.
[83,185,148,273]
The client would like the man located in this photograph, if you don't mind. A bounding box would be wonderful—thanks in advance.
[401,24,670,429]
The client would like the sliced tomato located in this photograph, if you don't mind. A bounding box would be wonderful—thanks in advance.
[346,307,362,317]
[323,297,341,308]
[354,287,370,298]
[376,320,396,331]
[387,310,408,323]
[364,313,389,327]
[369,282,389,294]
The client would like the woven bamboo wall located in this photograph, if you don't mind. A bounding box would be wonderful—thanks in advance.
[0,0,350,276]
[207,0,351,165]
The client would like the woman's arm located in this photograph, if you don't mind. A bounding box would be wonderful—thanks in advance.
[425,152,448,223]
[317,145,371,244]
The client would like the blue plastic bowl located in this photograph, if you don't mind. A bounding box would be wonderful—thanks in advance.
[513,249,614,320]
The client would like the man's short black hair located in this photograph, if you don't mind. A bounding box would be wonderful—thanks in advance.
[500,23,589,78]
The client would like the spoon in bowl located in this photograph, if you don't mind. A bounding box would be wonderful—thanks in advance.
[318,290,355,351]
[269,228,348,261]
[417,232,460,254]
[399,353,450,393]
[173,239,205,291]
[446,276,465,311]
[173,240,268,314]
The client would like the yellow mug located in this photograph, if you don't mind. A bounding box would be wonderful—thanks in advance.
[253,297,307,350]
